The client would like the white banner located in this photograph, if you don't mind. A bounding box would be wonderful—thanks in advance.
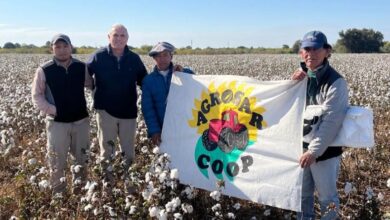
[160,73,307,212]
[303,105,375,148]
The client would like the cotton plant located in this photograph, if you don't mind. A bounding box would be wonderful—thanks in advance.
[181,186,197,200]
[1,54,390,219]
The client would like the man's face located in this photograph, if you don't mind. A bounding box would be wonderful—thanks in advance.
[300,47,330,70]
[51,40,72,62]
[153,51,173,71]
[108,27,128,50]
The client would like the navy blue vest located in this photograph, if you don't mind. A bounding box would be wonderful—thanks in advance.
[42,59,88,122]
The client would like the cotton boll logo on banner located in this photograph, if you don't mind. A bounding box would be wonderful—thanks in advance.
[188,81,267,181]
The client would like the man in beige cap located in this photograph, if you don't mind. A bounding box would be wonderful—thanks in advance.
[142,42,194,145]
[32,33,93,194]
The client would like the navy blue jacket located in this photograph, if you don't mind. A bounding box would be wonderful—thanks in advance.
[141,63,194,137]
[87,45,147,119]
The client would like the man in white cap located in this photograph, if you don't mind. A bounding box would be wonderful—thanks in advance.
[142,42,194,145]
[32,33,93,194]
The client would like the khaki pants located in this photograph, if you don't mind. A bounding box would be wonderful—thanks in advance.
[46,117,90,193]
[96,110,136,168]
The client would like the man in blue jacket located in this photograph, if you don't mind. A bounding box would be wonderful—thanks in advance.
[142,42,194,145]
[87,24,147,185]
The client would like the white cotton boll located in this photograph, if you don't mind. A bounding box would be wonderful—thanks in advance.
[377,192,384,201]
[182,186,195,199]
[145,172,151,182]
[102,180,110,188]
[210,190,221,201]
[39,166,47,174]
[170,169,179,179]
[170,180,178,190]
[227,212,236,219]
[158,210,167,220]
[38,180,50,190]
[212,203,221,212]
[141,146,149,153]
[28,158,37,165]
[80,197,88,203]
[60,177,66,183]
[155,166,163,174]
[29,175,36,183]
[172,197,181,208]
[84,204,93,212]
[264,209,271,216]
[149,206,159,217]
[88,181,98,192]
[93,208,102,216]
[108,207,117,217]
[125,197,131,209]
[129,205,137,214]
[153,147,160,154]
[9,216,18,220]
[387,178,390,188]
[173,213,182,220]
[73,165,82,173]
[159,172,167,183]
[233,202,241,210]
[142,190,151,201]
[74,178,82,186]
[165,197,181,212]
[181,203,193,213]
[344,182,353,195]
[84,181,91,190]
[165,201,174,212]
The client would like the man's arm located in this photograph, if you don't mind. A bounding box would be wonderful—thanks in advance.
[31,67,56,116]
[136,56,148,87]
[84,64,94,90]
[141,80,162,138]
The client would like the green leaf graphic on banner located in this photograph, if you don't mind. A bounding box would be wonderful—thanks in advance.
[195,137,254,182]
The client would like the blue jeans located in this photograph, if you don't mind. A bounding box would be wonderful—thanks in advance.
[297,156,341,220]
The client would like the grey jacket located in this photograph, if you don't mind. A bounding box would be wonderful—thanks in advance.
[302,60,349,160]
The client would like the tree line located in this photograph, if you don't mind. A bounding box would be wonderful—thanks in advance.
[1,28,390,54]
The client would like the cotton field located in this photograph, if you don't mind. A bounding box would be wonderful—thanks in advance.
[0,53,389,219]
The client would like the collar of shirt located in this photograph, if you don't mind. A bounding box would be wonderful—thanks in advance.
[53,57,74,69]
[159,70,169,78]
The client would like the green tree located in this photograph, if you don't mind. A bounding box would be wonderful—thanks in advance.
[333,39,348,53]
[291,40,301,53]
[338,28,384,53]
[282,44,289,49]
[140,45,152,52]
[3,42,16,49]
[380,41,390,53]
